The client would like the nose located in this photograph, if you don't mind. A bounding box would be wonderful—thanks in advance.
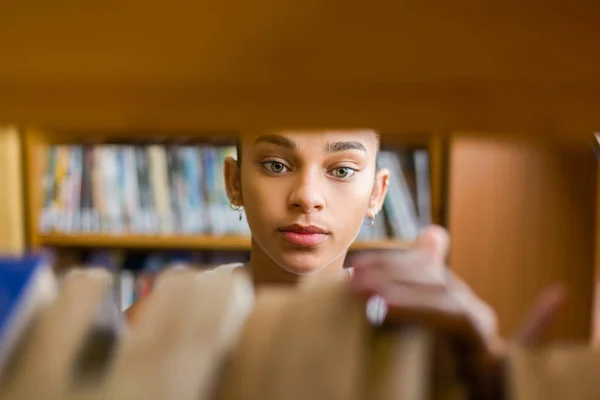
[288,168,326,213]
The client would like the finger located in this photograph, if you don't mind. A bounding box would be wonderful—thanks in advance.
[414,224,451,266]
[349,267,446,309]
[513,283,566,346]
[348,267,378,299]
[351,224,449,265]
[350,254,446,286]
[351,266,476,307]
[377,281,463,318]
[353,269,498,352]
[349,225,450,285]
[350,261,447,293]
[351,268,460,315]
[347,249,407,270]
[374,281,489,353]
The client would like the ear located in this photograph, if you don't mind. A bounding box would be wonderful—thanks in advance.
[224,156,243,206]
[367,168,390,218]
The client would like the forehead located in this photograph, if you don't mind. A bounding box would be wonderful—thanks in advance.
[242,129,379,150]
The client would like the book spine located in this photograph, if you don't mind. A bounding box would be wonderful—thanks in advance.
[122,146,140,233]
[166,146,181,233]
[202,146,217,234]
[378,151,420,240]
[148,145,172,234]
[103,146,121,233]
[40,146,56,233]
[135,146,151,234]
[54,145,70,232]
[414,149,432,227]
[215,147,230,234]
[80,145,94,232]
[195,146,207,234]
[91,146,104,233]
[69,145,84,233]
[115,146,127,233]
[179,147,195,234]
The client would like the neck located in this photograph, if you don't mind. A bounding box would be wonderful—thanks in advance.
[246,239,348,289]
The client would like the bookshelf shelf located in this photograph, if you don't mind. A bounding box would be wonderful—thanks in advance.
[37,233,412,252]
[38,233,251,251]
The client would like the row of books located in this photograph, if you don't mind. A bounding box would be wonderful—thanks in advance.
[40,143,250,236]
[51,249,250,311]
[40,143,430,241]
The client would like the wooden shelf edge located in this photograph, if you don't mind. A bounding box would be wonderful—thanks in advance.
[35,233,412,251]
[37,234,251,251]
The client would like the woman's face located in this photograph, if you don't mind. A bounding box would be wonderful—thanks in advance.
[225,130,389,275]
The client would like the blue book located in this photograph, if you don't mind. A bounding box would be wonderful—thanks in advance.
[0,254,57,374]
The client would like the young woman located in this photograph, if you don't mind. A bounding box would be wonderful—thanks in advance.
[224,130,390,285]
[126,129,565,396]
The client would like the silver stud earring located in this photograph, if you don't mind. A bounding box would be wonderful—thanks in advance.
[364,209,376,226]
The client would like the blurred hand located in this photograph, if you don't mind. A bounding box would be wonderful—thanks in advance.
[348,225,566,395]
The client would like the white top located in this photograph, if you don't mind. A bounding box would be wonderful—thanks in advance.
[211,262,388,326]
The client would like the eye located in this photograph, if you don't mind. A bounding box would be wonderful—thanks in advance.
[331,167,356,179]
[262,161,288,174]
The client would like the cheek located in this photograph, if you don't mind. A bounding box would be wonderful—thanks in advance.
[329,181,373,234]
[241,176,284,227]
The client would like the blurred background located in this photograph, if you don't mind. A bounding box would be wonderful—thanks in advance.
[0,1,599,348]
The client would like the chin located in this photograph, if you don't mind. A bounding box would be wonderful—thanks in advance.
[275,252,337,276]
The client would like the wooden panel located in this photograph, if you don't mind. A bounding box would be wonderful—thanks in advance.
[1,84,599,146]
[1,2,598,86]
[428,134,446,225]
[0,2,600,141]
[593,161,600,346]
[0,126,25,254]
[23,127,48,249]
[448,135,597,341]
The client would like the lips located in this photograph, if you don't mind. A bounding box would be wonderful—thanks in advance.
[278,224,329,246]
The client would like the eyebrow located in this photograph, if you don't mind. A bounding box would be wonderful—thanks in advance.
[254,134,367,153]
[254,134,297,150]
[325,141,367,153]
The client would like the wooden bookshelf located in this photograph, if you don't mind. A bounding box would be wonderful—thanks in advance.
[2,3,600,142]
[4,0,600,348]
[36,233,412,252]
[0,126,25,254]
[38,233,251,251]
[593,159,600,346]
[448,136,599,342]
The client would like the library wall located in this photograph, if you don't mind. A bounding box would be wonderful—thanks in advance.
[447,135,597,341]
[0,126,24,254]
